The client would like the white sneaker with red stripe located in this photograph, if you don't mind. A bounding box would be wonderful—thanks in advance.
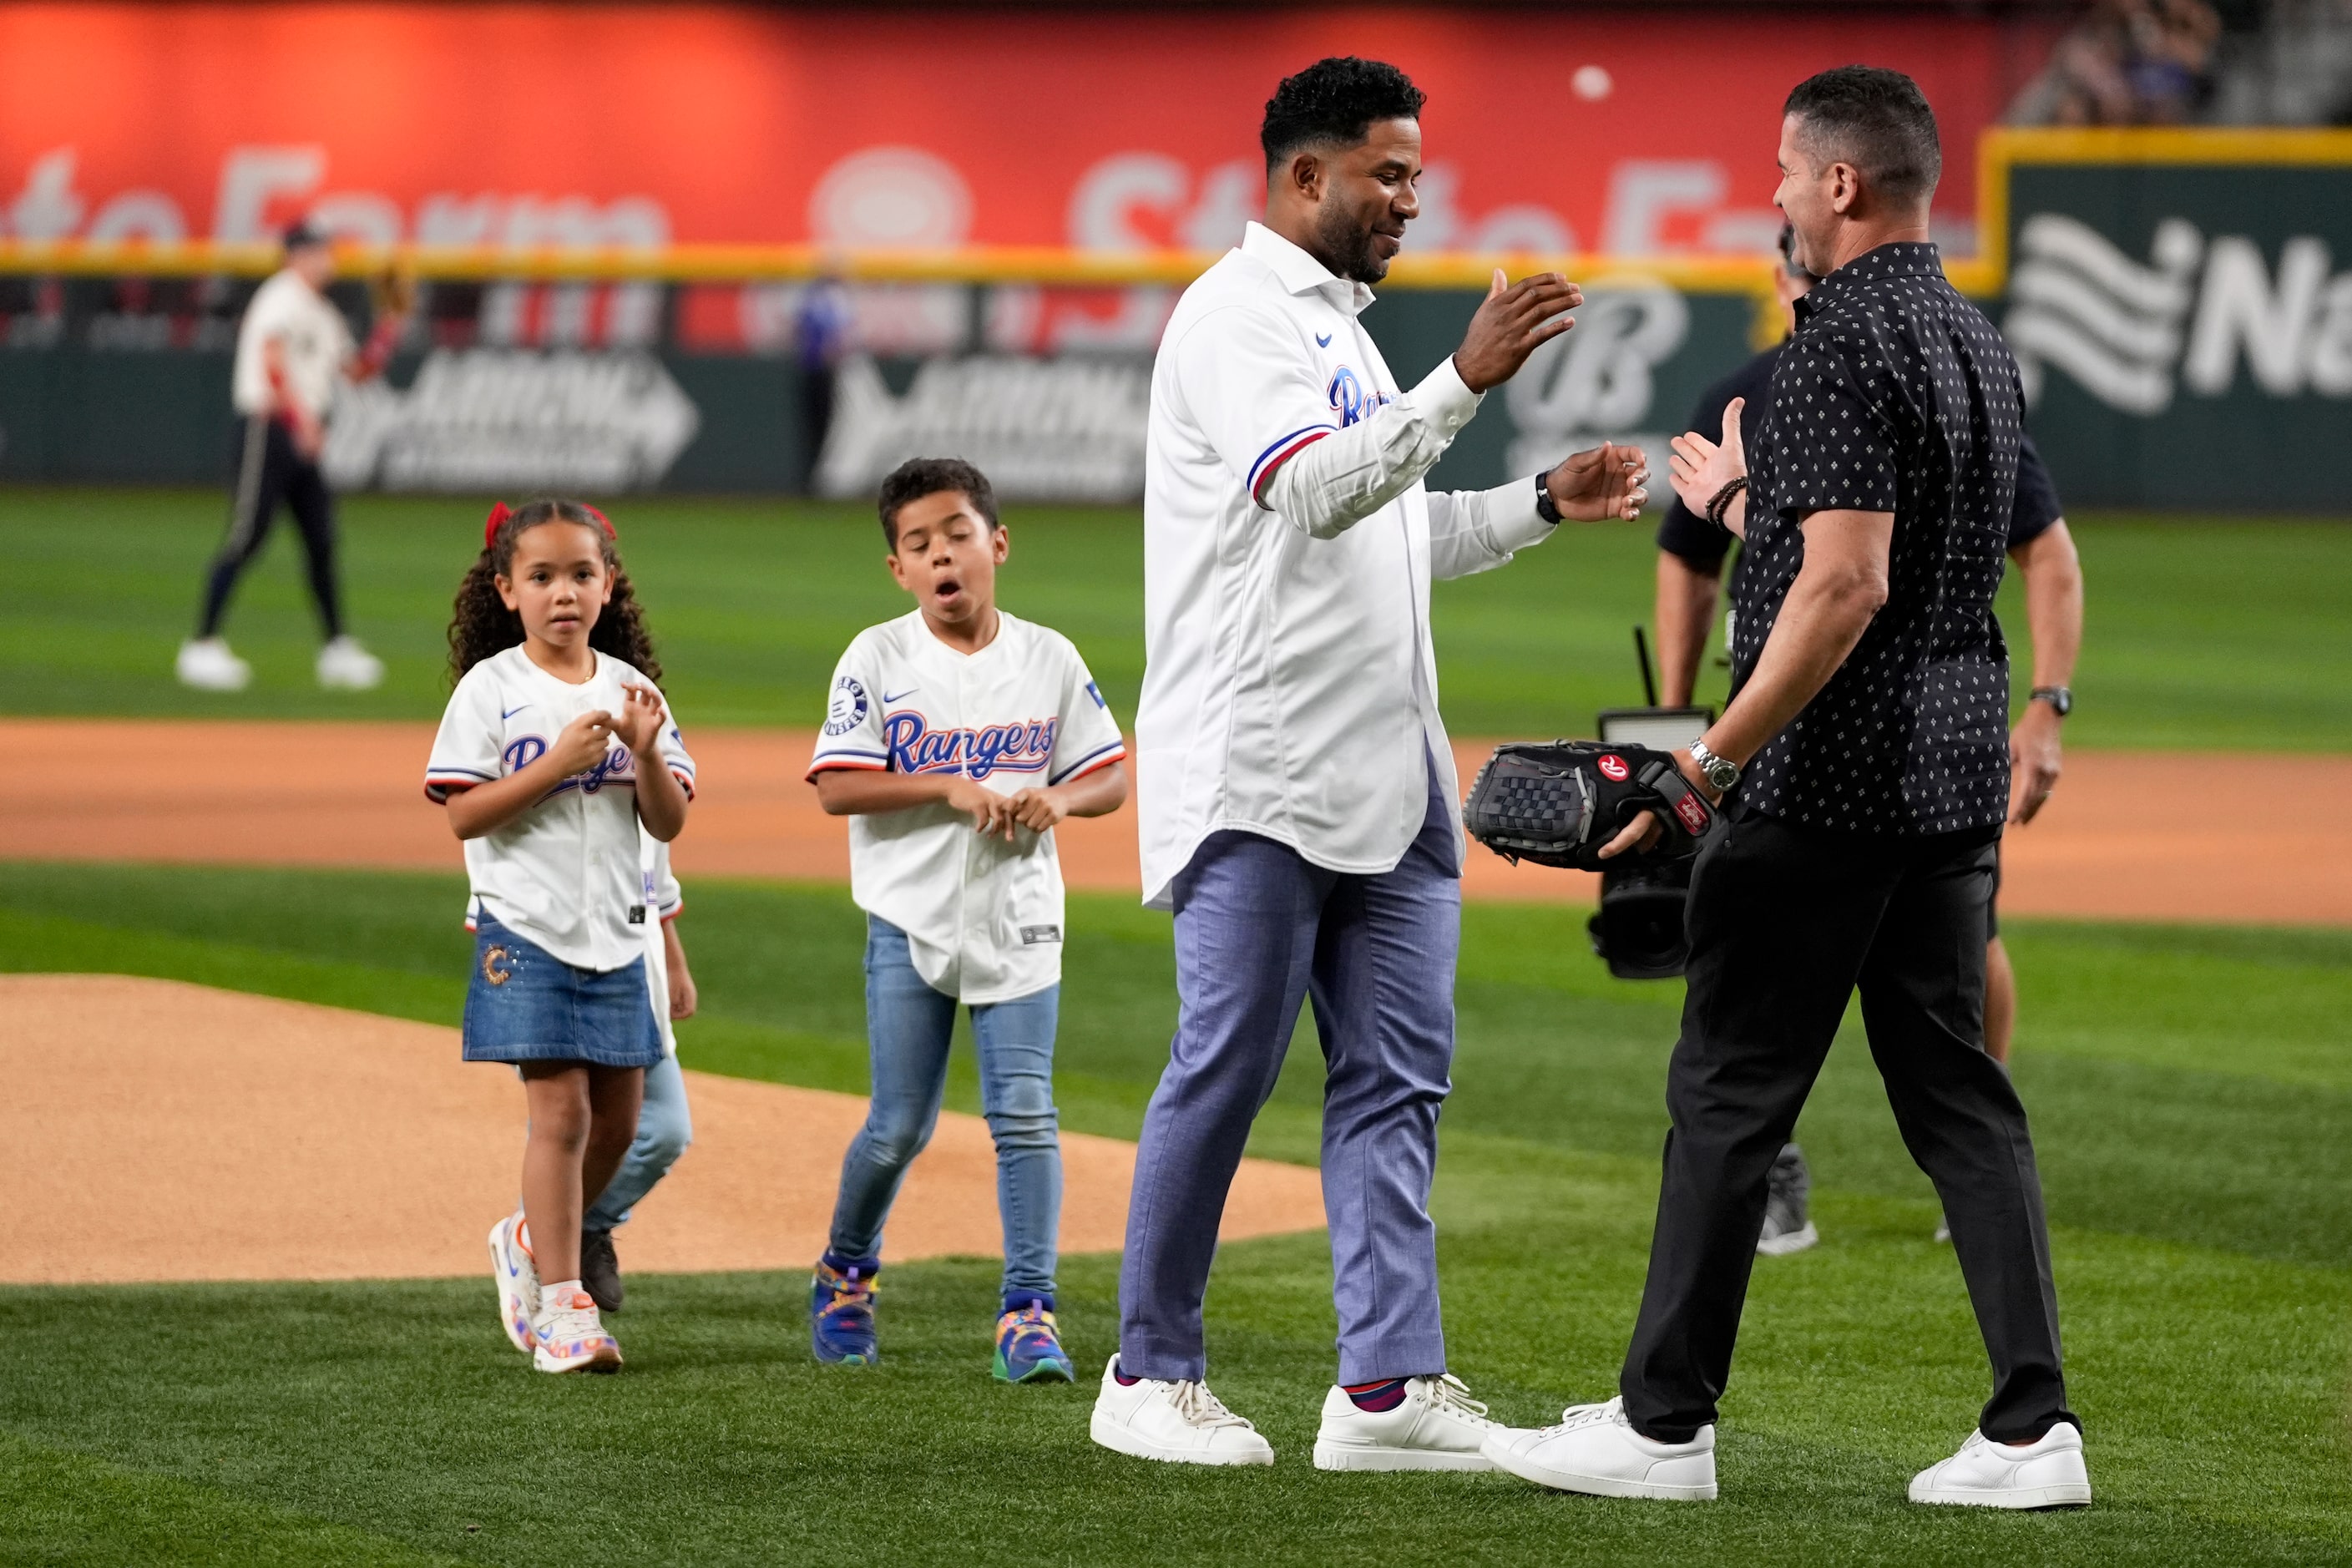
[532,1282,622,1374]
[487,1211,538,1354]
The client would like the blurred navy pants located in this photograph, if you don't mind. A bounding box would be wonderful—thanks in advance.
[1119,763,1459,1386]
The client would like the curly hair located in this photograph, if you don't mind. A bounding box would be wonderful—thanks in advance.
[447,498,663,687]
[1260,57,1425,170]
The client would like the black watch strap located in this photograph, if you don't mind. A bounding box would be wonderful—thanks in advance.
[2030,685,2073,716]
[1534,468,1562,526]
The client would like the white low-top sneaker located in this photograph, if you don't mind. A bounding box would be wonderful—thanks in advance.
[1909,1422,2092,1509]
[176,637,250,692]
[1090,1355,1275,1466]
[316,635,385,690]
[1482,1396,1717,1500]
[487,1211,538,1354]
[1313,1373,1502,1471]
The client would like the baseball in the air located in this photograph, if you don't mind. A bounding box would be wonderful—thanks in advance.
[1571,63,1613,101]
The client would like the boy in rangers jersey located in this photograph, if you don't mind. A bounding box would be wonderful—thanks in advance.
[805,456,1129,1382]
[180,216,407,694]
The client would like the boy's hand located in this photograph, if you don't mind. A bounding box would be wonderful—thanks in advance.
[613,684,667,757]
[945,777,1019,840]
[1007,787,1070,833]
[548,711,617,776]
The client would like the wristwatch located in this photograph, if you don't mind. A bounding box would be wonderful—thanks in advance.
[1688,738,1741,794]
[2029,685,2073,717]
[1534,468,1562,526]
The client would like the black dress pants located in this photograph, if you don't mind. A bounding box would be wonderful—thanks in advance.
[1619,806,2076,1445]
[199,415,343,640]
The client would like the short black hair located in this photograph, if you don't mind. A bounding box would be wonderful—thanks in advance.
[1261,57,1425,171]
[1783,65,1941,205]
[878,456,999,548]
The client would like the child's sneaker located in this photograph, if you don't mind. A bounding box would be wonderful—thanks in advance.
[532,1282,622,1374]
[811,1260,878,1365]
[994,1299,1075,1383]
[487,1211,539,1354]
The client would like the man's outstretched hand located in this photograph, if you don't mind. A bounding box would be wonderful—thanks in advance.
[1667,397,1748,533]
[1545,442,1651,522]
[1454,269,1583,392]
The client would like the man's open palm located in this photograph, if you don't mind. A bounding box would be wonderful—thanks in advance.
[1546,441,1651,521]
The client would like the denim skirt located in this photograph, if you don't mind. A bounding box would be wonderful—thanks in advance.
[463,913,663,1068]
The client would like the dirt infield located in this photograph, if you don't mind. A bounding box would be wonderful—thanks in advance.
[3,717,2347,923]
[2,974,1328,1286]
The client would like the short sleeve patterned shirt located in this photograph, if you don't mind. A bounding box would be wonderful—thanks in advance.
[1731,241,2021,837]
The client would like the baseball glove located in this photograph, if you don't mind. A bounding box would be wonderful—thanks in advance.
[367,257,417,319]
[1461,740,1717,873]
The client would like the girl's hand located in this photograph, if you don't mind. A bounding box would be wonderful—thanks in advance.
[1007,787,1070,833]
[548,710,618,776]
[613,684,666,757]
[945,777,1018,840]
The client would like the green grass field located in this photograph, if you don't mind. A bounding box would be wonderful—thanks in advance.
[3,863,2349,1564]
[4,490,2349,1561]
[3,488,2348,746]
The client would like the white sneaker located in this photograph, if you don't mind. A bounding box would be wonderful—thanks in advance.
[487,1211,539,1354]
[1934,1216,1953,1244]
[316,635,384,690]
[531,1282,622,1374]
[1909,1422,2091,1509]
[1313,1373,1502,1471]
[176,637,250,691]
[1482,1396,1717,1500]
[1090,1355,1274,1466]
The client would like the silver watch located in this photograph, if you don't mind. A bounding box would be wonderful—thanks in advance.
[1689,739,1740,793]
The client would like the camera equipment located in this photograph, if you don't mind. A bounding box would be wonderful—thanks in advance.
[1588,628,1714,980]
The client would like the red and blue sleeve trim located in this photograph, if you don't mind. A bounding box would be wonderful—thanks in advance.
[1246,424,1335,506]
[1049,741,1127,786]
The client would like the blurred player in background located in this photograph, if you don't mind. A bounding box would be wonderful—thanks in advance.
[1651,222,2083,1252]
[177,217,408,693]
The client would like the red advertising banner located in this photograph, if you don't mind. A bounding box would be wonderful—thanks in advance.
[0,3,2046,259]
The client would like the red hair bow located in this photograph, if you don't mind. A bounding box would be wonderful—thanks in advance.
[580,503,618,540]
[482,501,511,551]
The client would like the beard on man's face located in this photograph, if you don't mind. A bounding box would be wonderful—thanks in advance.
[1316,195,1390,285]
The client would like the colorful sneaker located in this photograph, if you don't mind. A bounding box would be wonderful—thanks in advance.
[532,1283,622,1374]
[488,1211,539,1354]
[994,1301,1075,1383]
[811,1261,878,1365]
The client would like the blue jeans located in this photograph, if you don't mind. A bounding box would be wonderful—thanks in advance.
[1120,763,1460,1385]
[584,1050,694,1233]
[827,917,1062,1302]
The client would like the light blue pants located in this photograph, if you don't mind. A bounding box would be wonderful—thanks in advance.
[827,916,1062,1303]
[1120,765,1460,1384]
[584,1049,693,1232]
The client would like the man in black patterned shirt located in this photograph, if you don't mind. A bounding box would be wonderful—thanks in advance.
[1485,67,2088,1510]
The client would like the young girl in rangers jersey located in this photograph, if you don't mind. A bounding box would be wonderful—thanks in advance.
[426,498,694,1374]
[807,457,1127,1382]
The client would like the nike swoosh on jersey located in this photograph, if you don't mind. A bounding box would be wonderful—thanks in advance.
[1315,332,1333,346]
[882,688,919,703]
[501,705,532,720]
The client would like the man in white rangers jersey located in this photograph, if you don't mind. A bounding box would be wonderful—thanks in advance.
[179,216,407,695]
[806,457,1128,1383]
[1092,57,1647,1471]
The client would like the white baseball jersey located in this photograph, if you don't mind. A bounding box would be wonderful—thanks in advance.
[639,831,685,1054]
[232,268,354,418]
[1135,220,1558,908]
[426,645,696,973]
[808,609,1125,1004]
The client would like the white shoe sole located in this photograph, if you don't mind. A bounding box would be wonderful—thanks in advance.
[534,1343,623,1374]
[1912,1481,2092,1510]
[1482,1439,1717,1500]
[1090,1411,1274,1466]
[1756,1222,1818,1257]
[1313,1437,1494,1472]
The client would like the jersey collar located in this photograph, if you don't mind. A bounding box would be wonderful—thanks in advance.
[1241,221,1375,316]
